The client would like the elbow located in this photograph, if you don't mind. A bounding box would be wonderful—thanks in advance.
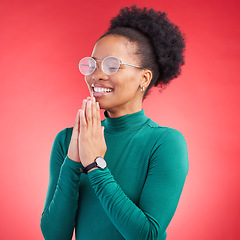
[40,214,51,240]
[138,213,164,240]
[138,224,160,240]
[40,218,47,239]
[40,213,73,240]
[142,224,166,240]
[40,214,60,240]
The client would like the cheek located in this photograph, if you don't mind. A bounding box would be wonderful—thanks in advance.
[115,74,140,96]
[121,72,140,89]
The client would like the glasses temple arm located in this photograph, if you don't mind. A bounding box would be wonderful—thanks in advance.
[121,62,143,69]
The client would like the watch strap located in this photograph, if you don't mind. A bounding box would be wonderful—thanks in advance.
[80,157,106,174]
[84,162,97,173]
[80,161,97,174]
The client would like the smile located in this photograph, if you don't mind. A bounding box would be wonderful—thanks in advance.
[91,84,114,98]
[91,84,114,93]
[93,87,113,93]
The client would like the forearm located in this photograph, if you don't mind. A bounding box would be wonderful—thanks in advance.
[41,157,82,240]
[88,168,161,240]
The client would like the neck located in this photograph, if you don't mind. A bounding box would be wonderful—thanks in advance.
[103,108,148,133]
[105,103,142,118]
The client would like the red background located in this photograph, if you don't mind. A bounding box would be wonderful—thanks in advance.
[1,0,239,239]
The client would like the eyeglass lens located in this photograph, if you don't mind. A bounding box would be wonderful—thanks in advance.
[79,57,96,75]
[78,56,121,75]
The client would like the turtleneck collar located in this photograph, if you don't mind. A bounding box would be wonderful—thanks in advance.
[102,109,149,133]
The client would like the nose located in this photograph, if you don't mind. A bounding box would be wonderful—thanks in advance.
[91,62,109,81]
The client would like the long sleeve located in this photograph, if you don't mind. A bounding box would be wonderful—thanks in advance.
[40,129,82,240]
[88,128,189,240]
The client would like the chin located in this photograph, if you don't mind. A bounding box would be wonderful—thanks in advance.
[98,102,110,110]
[94,96,112,109]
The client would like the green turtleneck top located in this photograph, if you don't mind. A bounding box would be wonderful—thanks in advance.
[40,109,189,240]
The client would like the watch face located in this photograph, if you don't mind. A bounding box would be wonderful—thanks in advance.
[96,157,107,169]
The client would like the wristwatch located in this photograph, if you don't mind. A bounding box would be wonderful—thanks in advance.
[80,157,107,174]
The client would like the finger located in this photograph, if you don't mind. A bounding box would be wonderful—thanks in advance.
[81,99,87,112]
[91,97,97,129]
[85,99,92,126]
[96,101,101,129]
[72,109,81,140]
[79,109,86,130]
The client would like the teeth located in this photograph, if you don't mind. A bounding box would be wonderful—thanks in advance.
[94,87,113,93]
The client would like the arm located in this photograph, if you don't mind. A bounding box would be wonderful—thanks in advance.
[88,129,189,240]
[40,129,82,240]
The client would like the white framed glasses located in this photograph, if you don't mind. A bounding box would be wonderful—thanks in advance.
[78,56,143,76]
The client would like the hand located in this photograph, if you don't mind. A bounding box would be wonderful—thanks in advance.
[79,96,107,167]
[67,100,86,162]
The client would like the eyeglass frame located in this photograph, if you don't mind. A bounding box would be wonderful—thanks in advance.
[78,56,144,76]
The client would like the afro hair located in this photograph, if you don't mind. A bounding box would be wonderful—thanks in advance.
[100,5,186,98]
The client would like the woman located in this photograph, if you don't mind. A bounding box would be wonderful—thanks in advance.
[41,5,189,240]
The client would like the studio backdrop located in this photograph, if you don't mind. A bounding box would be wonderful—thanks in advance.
[0,0,239,239]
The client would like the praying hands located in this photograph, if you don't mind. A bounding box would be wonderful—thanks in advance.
[67,96,106,169]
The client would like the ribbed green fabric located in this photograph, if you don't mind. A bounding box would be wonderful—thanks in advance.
[41,109,189,240]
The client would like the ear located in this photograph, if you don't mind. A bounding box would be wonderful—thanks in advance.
[140,69,152,89]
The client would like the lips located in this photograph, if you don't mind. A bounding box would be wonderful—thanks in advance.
[91,83,114,97]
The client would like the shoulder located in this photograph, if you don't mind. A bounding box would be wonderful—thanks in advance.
[101,119,107,125]
[146,119,189,174]
[54,127,73,142]
[55,127,68,138]
[145,119,188,162]
[145,118,186,143]
[52,127,73,156]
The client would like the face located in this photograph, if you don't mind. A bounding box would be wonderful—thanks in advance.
[85,35,145,116]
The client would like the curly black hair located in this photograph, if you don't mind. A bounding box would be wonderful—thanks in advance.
[98,5,185,100]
